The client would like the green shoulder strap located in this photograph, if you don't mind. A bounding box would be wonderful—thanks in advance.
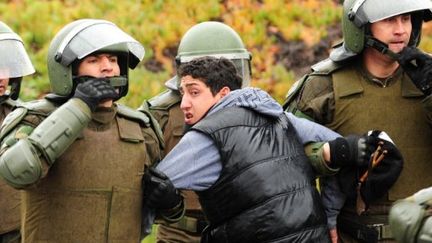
[117,103,150,126]
[3,98,19,108]
[146,89,181,111]
[118,103,165,149]
[0,99,57,142]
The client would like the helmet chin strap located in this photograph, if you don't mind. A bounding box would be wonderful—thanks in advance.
[73,75,127,87]
[365,36,400,60]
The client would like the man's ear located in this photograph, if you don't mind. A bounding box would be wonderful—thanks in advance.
[219,86,231,98]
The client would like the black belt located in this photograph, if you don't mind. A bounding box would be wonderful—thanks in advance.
[338,214,393,242]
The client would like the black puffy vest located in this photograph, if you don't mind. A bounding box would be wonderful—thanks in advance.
[192,107,329,243]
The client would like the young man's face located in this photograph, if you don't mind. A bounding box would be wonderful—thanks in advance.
[179,75,227,125]
[78,53,121,78]
[370,14,412,54]
[0,78,9,96]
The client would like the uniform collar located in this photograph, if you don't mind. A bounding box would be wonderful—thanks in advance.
[358,64,402,88]
[334,62,423,98]
[89,104,117,129]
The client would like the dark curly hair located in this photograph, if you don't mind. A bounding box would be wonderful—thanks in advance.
[177,56,242,95]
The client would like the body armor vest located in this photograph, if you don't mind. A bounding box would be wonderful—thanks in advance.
[0,100,19,234]
[21,107,154,243]
[193,107,329,243]
[329,65,432,200]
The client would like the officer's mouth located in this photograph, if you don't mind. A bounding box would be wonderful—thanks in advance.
[388,40,406,49]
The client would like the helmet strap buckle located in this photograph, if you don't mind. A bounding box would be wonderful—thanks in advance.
[365,36,399,60]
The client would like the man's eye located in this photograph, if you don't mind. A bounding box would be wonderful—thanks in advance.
[402,16,411,22]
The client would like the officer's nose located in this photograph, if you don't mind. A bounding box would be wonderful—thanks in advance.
[100,56,114,74]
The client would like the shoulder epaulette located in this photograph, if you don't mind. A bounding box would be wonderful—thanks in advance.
[3,98,19,108]
[118,103,165,150]
[20,99,57,116]
[148,89,181,110]
[310,58,344,75]
[117,103,150,127]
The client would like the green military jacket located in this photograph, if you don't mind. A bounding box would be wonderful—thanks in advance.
[285,57,432,201]
[0,99,162,243]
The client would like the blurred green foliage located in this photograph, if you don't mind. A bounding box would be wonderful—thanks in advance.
[3,1,432,242]
[1,0,343,106]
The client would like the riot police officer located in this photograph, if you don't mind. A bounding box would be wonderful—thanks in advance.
[0,21,34,243]
[0,19,165,243]
[284,0,432,242]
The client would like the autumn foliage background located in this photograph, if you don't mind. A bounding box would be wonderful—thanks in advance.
[4,0,432,242]
[3,0,432,107]
[1,0,342,106]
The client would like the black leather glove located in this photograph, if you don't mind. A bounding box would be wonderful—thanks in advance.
[337,130,403,207]
[142,167,182,210]
[73,78,118,111]
[397,46,432,96]
[359,131,404,206]
[328,135,369,168]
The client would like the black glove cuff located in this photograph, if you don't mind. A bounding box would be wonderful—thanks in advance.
[328,137,350,168]
[160,198,185,223]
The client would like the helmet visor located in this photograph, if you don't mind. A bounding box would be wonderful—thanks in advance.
[178,52,250,64]
[232,58,251,87]
[354,0,432,26]
[0,33,35,79]
[56,21,144,67]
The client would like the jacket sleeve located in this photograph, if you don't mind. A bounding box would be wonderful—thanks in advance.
[293,75,336,125]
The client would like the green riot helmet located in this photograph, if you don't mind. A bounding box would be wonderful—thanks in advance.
[330,0,432,62]
[176,21,252,87]
[47,19,145,98]
[0,21,35,100]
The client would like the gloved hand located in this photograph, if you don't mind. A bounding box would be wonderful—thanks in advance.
[328,135,369,168]
[337,131,404,208]
[397,46,432,96]
[142,167,182,210]
[359,130,403,206]
[73,78,118,111]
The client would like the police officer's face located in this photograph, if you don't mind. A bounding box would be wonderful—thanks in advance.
[77,53,120,78]
[370,14,412,54]
[179,75,228,125]
[78,53,121,107]
[0,78,9,96]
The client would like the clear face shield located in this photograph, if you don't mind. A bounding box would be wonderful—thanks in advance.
[231,58,251,88]
[54,20,144,69]
[0,33,35,80]
[177,52,252,87]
